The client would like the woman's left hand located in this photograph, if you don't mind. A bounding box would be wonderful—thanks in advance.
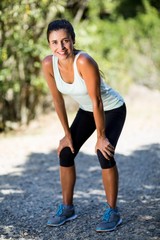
[95,137,115,160]
[57,133,74,156]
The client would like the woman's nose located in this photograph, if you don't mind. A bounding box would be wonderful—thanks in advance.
[59,42,65,50]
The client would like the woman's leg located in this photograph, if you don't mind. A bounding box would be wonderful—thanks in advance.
[102,166,118,208]
[98,104,126,208]
[60,166,76,205]
[59,109,96,205]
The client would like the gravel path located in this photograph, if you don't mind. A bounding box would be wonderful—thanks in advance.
[0,85,160,240]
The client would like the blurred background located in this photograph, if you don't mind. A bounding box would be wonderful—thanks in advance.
[0,0,160,132]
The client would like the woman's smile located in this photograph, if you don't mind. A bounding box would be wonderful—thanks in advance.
[49,29,74,59]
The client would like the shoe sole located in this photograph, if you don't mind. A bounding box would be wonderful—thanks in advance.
[96,218,122,232]
[47,214,78,227]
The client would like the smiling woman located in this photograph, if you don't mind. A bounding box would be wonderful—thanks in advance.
[46,20,77,84]
[42,19,126,232]
[49,30,74,60]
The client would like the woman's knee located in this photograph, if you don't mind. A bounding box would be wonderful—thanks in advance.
[97,150,116,169]
[59,147,75,167]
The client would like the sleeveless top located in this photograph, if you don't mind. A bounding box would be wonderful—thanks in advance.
[52,51,124,112]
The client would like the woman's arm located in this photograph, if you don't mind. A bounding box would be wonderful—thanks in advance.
[42,56,74,154]
[77,53,114,159]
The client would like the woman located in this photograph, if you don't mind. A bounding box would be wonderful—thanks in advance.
[42,19,126,232]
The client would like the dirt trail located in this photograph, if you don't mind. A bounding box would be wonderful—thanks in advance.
[0,85,160,240]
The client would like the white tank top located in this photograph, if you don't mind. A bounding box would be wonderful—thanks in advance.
[52,51,124,112]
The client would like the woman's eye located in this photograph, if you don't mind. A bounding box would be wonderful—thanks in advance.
[64,39,69,43]
[52,41,57,45]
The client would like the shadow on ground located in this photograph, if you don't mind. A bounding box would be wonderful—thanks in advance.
[0,144,160,240]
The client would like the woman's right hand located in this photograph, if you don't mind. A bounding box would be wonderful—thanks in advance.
[57,133,74,156]
[95,136,115,160]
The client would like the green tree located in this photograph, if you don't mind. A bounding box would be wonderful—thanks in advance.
[0,0,67,130]
[0,0,160,131]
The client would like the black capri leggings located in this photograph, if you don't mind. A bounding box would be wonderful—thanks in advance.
[59,103,126,169]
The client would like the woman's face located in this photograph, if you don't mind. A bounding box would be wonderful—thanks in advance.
[49,29,74,60]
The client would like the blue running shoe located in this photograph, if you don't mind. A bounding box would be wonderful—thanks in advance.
[96,203,122,232]
[47,204,77,227]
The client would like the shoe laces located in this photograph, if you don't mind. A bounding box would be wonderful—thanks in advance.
[103,208,114,221]
[56,204,64,216]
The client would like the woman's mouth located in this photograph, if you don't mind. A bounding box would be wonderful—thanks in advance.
[58,51,66,55]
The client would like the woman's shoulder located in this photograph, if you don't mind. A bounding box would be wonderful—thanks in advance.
[42,55,54,76]
[76,51,98,68]
[42,55,53,67]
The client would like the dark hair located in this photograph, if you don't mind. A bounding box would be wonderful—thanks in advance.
[47,19,75,43]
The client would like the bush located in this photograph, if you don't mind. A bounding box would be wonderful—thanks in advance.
[0,0,159,131]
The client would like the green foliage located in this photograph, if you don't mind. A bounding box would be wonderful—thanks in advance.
[75,0,160,92]
[0,0,160,131]
[0,0,66,130]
